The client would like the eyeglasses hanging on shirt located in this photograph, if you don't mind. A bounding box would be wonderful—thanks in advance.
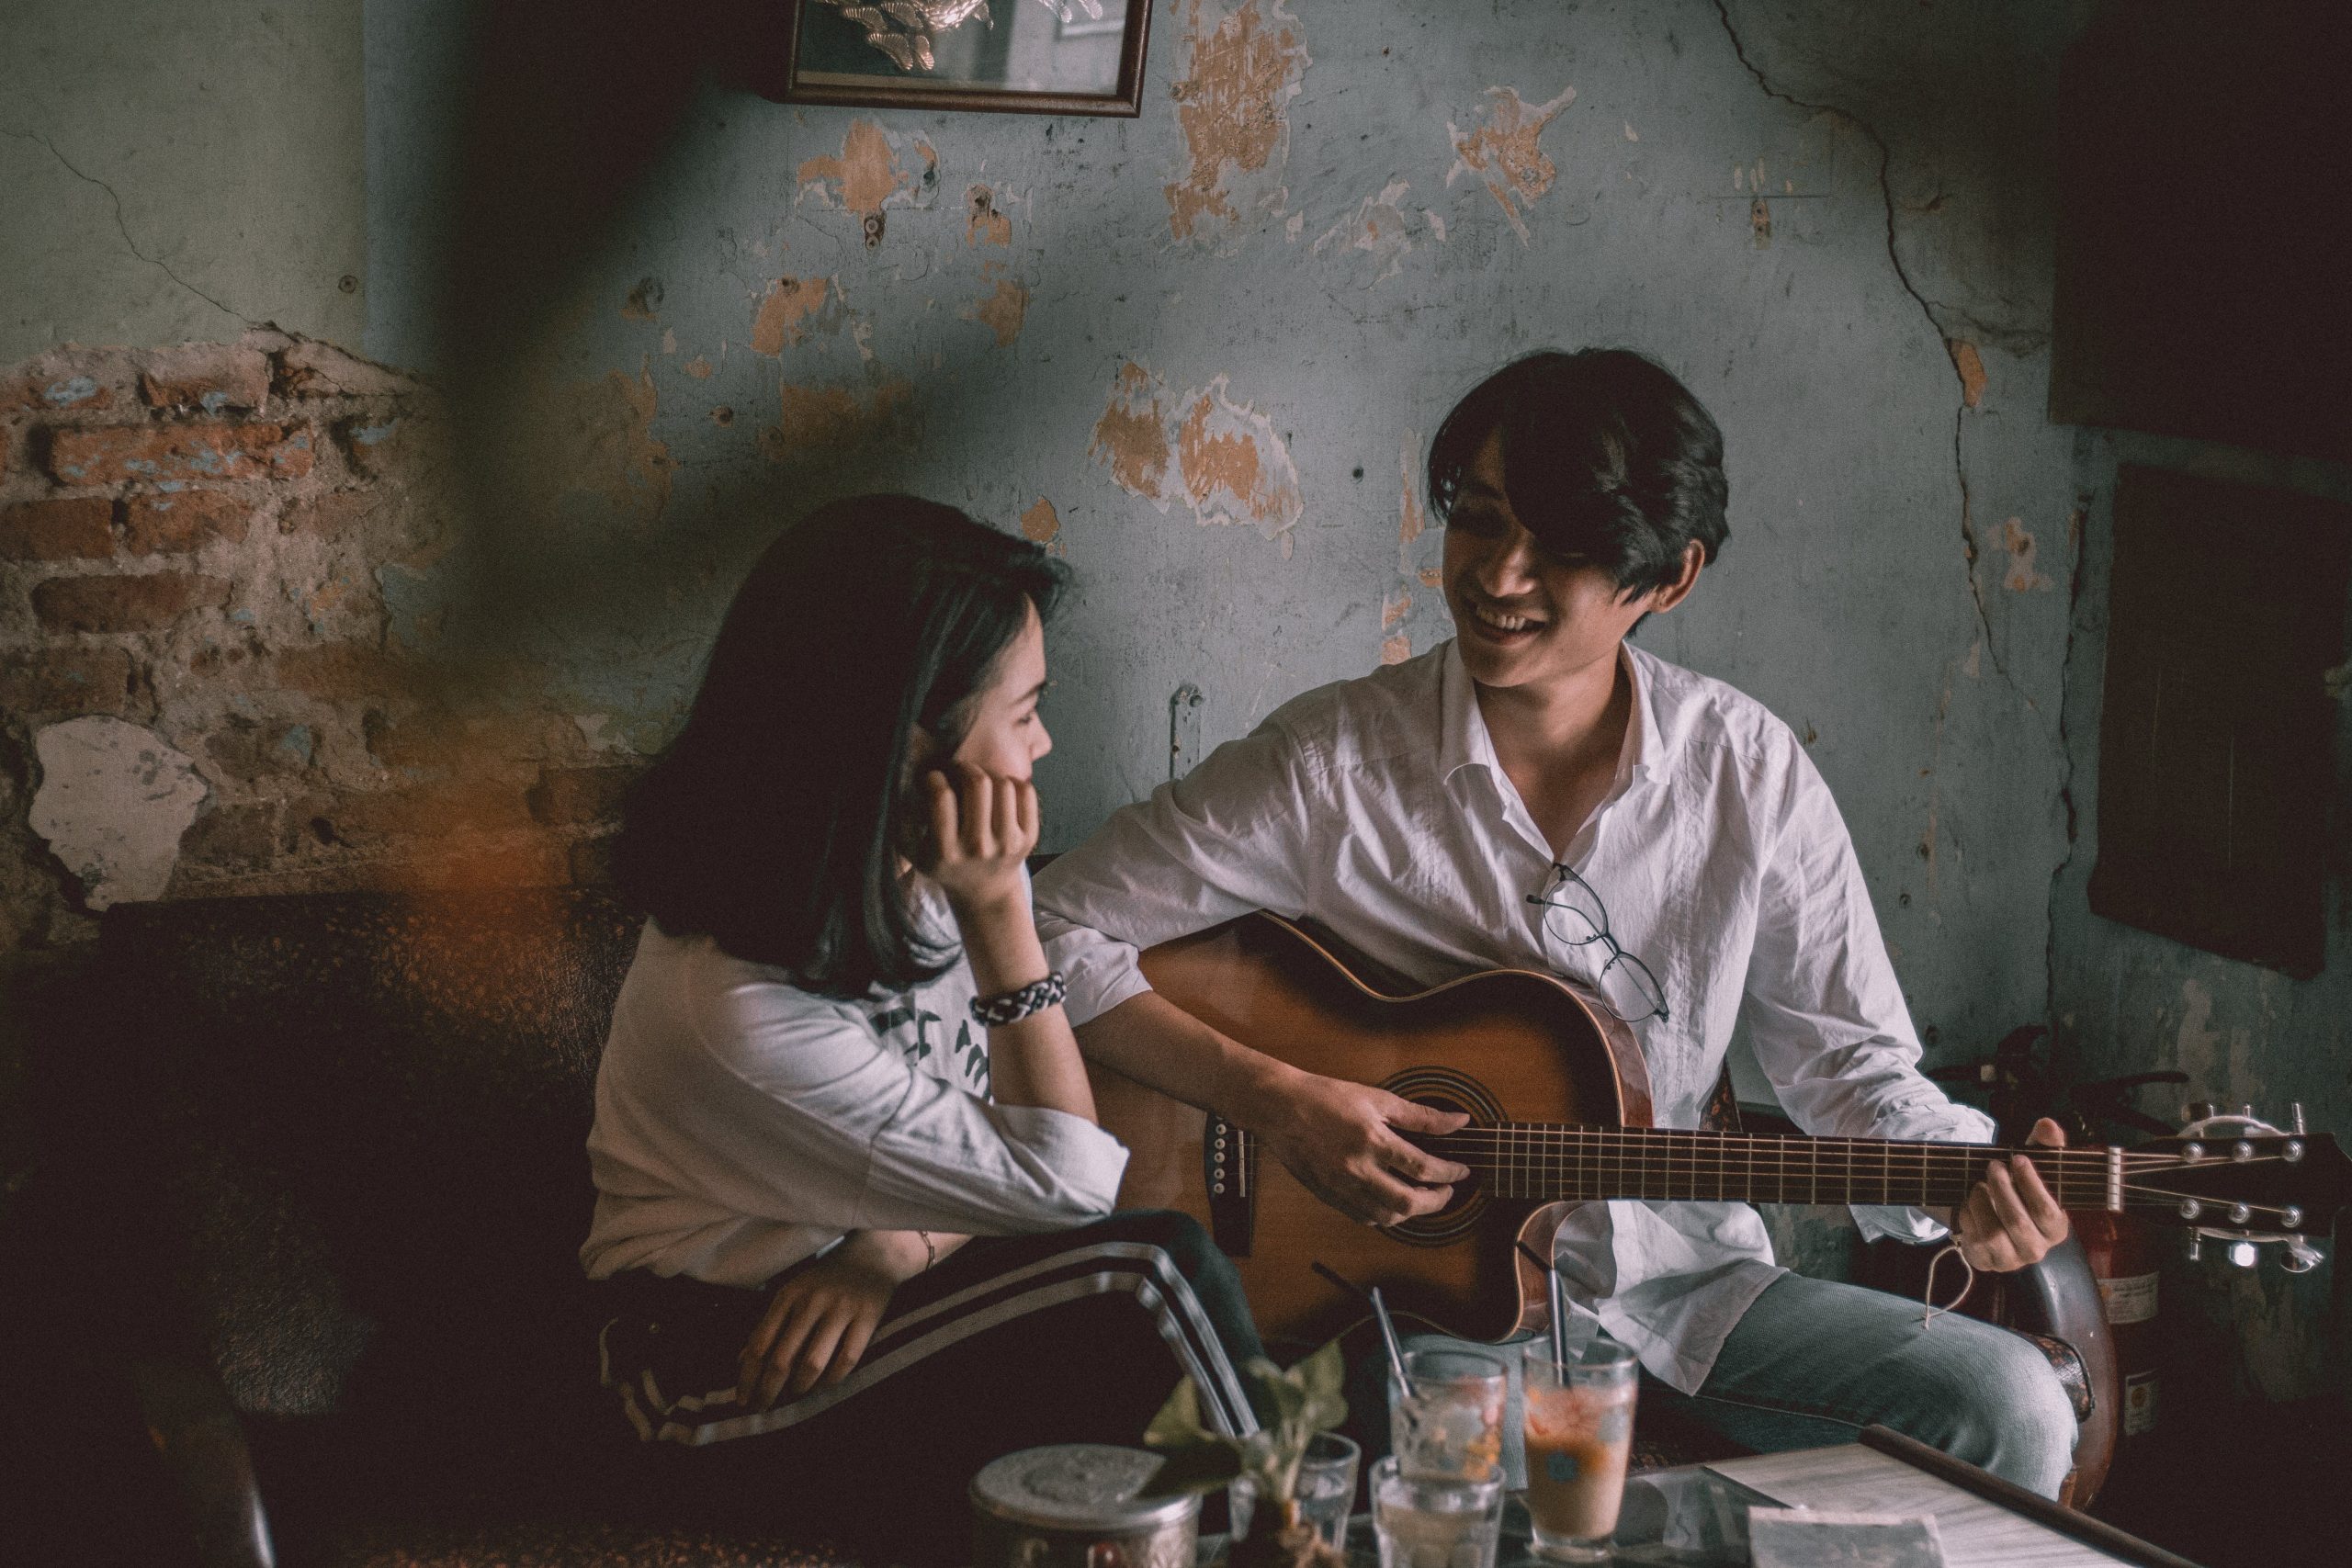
[1525,862,1671,1025]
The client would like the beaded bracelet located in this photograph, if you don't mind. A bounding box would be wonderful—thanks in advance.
[970,970,1068,1027]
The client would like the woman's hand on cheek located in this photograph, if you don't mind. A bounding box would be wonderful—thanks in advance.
[919,763,1038,919]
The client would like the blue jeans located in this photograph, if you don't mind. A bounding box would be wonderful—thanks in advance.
[1403,1272,2078,1498]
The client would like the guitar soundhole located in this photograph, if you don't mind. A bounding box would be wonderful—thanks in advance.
[1380,1066,1505,1248]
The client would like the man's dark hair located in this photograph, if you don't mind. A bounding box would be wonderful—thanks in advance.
[616,494,1069,999]
[1427,349,1729,595]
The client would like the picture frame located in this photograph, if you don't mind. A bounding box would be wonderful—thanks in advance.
[776,0,1152,118]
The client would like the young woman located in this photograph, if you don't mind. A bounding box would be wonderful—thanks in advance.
[582,496,1261,1555]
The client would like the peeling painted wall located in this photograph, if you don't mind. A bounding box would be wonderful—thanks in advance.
[7,0,2111,1335]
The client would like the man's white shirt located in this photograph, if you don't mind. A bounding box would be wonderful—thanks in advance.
[1035,638,1991,1393]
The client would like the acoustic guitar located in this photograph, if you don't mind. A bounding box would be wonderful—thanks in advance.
[1091,910,2351,1347]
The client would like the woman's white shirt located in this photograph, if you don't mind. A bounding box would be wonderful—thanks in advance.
[580,890,1128,1288]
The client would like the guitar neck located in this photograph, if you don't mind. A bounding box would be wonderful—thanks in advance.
[1422,1124,2126,1212]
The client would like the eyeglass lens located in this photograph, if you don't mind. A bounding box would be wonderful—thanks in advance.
[1533,865,1667,1023]
[1597,946,1668,1021]
[1539,869,1608,946]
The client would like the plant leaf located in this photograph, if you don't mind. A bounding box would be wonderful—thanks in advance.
[1144,1377,1212,1450]
[1136,1443,1245,1498]
[1244,1358,1308,1427]
[1294,1338,1345,1401]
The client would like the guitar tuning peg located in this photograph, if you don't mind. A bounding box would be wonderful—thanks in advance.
[2186,1233,2202,1263]
[2227,1239,2258,1269]
[2291,1102,2308,1134]
[2283,1238,2323,1275]
[2239,1104,2255,1120]
[2187,1100,2216,1123]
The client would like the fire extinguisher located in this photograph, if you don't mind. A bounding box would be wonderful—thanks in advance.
[2061,1071,2187,1454]
[2072,1202,2163,1443]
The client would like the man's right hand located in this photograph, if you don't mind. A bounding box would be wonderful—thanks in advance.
[1254,1070,1472,1226]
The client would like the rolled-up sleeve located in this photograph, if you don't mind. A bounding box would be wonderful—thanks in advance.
[691,983,1129,1235]
[1036,719,1318,1025]
[1739,748,1995,1244]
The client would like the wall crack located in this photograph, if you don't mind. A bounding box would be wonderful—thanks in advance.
[2043,482,2094,1039]
[0,126,255,327]
[1709,3,2022,702]
[1950,405,2017,695]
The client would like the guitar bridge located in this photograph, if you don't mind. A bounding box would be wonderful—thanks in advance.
[1204,1114,1255,1256]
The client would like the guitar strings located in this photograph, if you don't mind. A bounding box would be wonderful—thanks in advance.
[1456,1168,2290,1209]
[1424,1143,2166,1172]
[1423,1129,2176,1158]
[1419,1128,2177,1148]
[1411,1128,2164,1152]
[1425,1139,2176,1180]
[1404,1129,2286,1214]
[1432,1145,2240,1174]
[1420,1136,2290,1210]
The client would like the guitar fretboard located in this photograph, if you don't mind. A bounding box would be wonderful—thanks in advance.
[1420,1125,2129,1211]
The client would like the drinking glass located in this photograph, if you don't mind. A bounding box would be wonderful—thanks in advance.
[1521,1340,1639,1562]
[1227,1431,1360,1550]
[1371,1454,1504,1568]
[1388,1347,1508,1481]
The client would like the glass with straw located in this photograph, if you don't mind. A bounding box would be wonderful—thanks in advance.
[1514,1239,1638,1561]
[1376,1340,1509,1568]
[1386,1345,1507,1482]
[1310,1263,1510,1568]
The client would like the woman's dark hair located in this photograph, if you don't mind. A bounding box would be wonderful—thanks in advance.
[1427,349,1729,596]
[616,494,1069,999]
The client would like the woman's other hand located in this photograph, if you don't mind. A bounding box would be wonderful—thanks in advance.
[920,764,1039,919]
[737,1231,929,1408]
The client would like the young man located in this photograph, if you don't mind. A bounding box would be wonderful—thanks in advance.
[1035,350,2079,1495]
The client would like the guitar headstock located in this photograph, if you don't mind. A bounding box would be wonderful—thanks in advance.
[2127,1103,2352,1273]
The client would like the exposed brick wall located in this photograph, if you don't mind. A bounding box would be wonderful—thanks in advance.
[0,333,643,963]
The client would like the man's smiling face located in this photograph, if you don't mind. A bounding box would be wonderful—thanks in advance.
[1442,432,1660,694]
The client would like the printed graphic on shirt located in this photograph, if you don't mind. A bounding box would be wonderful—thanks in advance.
[956,1019,989,1088]
[868,1001,989,1093]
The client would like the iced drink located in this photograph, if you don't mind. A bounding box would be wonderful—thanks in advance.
[1387,1347,1507,1481]
[1521,1342,1638,1562]
[1372,1455,1504,1568]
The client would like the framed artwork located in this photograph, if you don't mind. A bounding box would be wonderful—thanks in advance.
[778,0,1151,117]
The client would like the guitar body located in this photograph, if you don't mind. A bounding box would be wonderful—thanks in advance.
[1092,911,1653,1344]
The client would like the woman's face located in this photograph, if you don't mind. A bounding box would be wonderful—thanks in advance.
[949,599,1054,781]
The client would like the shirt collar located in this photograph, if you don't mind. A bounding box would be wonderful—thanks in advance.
[1437,638,1667,786]
[1436,639,1495,784]
[1620,641,1664,783]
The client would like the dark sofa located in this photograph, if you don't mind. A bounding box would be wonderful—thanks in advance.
[5,886,2110,1566]
[14,886,860,1568]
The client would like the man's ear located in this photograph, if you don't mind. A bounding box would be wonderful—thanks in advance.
[1643,541,1707,614]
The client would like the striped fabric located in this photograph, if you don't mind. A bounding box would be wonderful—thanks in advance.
[598,1235,1259,1451]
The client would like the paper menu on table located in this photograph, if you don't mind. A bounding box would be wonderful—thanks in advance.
[1747,1506,1946,1568]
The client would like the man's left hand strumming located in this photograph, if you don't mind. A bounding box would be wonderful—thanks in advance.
[1952,1117,2071,1271]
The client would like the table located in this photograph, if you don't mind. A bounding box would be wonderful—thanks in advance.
[1710,1445,2134,1567]
[1251,1435,2201,1567]
[1208,1466,1767,1568]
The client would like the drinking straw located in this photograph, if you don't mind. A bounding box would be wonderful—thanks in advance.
[1513,1238,1571,1363]
[1368,1286,1410,1390]
[1312,1260,1411,1389]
